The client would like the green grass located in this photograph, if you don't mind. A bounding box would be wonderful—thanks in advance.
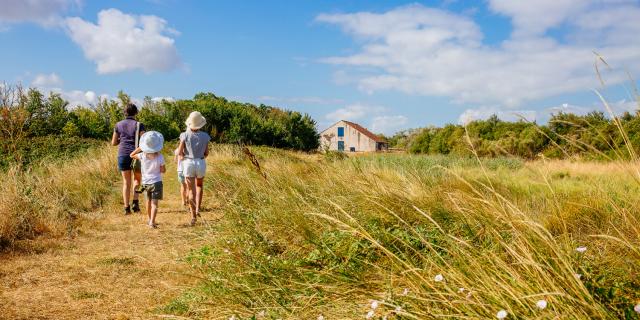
[167,145,640,319]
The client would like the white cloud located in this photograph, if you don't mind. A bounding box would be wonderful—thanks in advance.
[458,106,537,125]
[0,0,78,27]
[325,103,384,122]
[370,115,408,135]
[32,73,63,88]
[316,2,640,107]
[65,9,181,74]
[257,96,345,105]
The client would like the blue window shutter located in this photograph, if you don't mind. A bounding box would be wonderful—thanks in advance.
[337,127,344,137]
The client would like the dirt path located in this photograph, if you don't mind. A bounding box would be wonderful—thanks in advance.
[0,164,219,319]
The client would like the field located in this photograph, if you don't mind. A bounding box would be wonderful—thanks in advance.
[1,144,639,319]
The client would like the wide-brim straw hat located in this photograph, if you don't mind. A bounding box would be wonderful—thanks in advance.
[185,111,206,130]
[139,131,164,153]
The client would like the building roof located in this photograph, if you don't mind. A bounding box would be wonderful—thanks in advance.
[320,120,386,143]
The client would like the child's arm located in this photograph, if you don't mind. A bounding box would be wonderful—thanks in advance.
[129,147,142,160]
[111,130,120,146]
[160,164,166,173]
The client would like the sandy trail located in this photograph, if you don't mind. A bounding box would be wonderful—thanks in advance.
[0,164,218,319]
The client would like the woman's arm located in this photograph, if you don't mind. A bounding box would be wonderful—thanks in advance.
[129,147,142,160]
[111,131,120,146]
[203,143,209,158]
[177,139,186,160]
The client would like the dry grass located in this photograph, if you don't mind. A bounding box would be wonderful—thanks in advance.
[0,145,222,319]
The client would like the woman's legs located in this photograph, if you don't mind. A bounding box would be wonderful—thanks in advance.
[180,181,188,206]
[121,170,132,212]
[196,178,204,215]
[186,176,197,224]
[132,171,141,201]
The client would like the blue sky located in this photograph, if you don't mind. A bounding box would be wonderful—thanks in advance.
[1,0,639,134]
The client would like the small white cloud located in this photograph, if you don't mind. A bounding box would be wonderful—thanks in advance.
[458,106,536,125]
[32,73,64,88]
[325,103,384,121]
[65,8,182,74]
[370,115,408,135]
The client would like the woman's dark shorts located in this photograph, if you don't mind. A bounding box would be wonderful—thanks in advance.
[117,155,141,172]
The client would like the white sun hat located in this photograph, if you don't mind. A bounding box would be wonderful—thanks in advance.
[139,131,164,153]
[185,111,207,130]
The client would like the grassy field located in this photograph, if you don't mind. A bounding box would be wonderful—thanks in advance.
[170,146,640,319]
[1,144,639,319]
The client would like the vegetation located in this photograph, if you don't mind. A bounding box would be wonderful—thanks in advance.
[0,84,319,170]
[383,110,640,159]
[158,145,640,319]
[0,147,117,250]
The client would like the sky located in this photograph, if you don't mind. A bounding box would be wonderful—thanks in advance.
[1,0,639,135]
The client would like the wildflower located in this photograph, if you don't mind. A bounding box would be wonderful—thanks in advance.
[458,287,465,293]
[401,288,409,296]
[229,316,236,320]
[496,309,508,319]
[318,315,325,320]
[366,310,375,319]
[576,246,587,253]
[536,299,547,310]
[371,300,379,310]
[635,303,640,313]
[574,273,582,280]
[434,274,444,282]
[395,306,402,313]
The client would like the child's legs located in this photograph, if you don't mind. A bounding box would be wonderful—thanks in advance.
[146,192,152,220]
[150,199,159,224]
[120,170,132,207]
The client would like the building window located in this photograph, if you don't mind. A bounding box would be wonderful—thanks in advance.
[338,141,345,151]
[337,127,344,137]
[350,147,356,152]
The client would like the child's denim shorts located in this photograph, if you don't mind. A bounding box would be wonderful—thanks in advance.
[177,171,185,184]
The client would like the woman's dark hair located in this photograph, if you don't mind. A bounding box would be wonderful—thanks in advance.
[124,103,138,117]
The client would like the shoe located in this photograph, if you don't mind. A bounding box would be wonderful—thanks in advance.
[124,206,132,215]
[189,218,196,226]
[131,200,140,213]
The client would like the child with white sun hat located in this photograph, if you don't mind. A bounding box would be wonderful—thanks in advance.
[178,111,211,226]
[130,131,166,228]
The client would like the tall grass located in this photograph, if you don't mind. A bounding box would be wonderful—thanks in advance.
[0,146,118,251]
[167,145,639,319]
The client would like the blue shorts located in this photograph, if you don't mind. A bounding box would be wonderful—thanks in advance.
[117,155,141,172]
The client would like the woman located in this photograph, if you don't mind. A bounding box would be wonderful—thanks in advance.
[178,111,210,225]
[111,103,145,214]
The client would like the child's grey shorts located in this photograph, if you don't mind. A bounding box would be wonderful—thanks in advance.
[141,181,163,200]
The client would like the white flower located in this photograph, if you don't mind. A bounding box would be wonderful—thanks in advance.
[371,300,379,310]
[366,310,375,319]
[536,299,547,310]
[395,306,402,313]
[496,309,508,319]
[229,316,236,320]
[434,274,444,282]
[576,246,587,253]
[574,273,583,280]
[401,288,409,296]
[458,287,465,293]
[634,303,640,313]
[318,315,325,320]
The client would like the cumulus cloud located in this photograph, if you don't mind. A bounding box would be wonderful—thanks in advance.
[325,103,384,122]
[458,106,537,125]
[0,0,78,27]
[32,73,64,88]
[316,2,640,107]
[65,9,181,74]
[370,115,409,135]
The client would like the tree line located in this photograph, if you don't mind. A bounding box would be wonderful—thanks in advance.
[383,110,640,159]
